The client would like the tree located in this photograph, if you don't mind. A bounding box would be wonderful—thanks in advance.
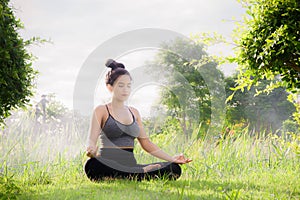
[0,0,37,126]
[150,38,225,137]
[225,75,296,134]
[232,0,299,93]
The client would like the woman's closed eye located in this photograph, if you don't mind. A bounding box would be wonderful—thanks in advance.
[118,84,131,88]
[118,83,125,88]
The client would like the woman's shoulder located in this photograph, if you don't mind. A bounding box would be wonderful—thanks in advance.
[128,105,138,112]
[128,106,141,118]
[93,104,108,115]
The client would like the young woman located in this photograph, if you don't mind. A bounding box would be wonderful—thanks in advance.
[84,59,192,181]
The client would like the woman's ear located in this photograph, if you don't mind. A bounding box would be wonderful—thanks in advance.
[106,84,113,92]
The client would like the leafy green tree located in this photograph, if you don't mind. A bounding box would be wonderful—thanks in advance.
[45,94,69,121]
[0,0,37,126]
[150,38,225,137]
[231,0,299,93]
[226,75,296,134]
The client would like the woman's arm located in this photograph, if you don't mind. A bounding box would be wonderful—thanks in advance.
[132,107,192,164]
[138,137,175,162]
[86,106,103,157]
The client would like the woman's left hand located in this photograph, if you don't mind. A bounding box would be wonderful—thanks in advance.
[173,153,192,164]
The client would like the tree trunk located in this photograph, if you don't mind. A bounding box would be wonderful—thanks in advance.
[256,109,260,135]
[181,111,187,137]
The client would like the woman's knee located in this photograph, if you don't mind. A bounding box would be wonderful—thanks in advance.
[170,163,182,177]
[84,158,105,181]
[158,162,182,180]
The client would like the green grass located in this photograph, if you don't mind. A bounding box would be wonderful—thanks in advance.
[1,114,300,199]
[3,160,299,200]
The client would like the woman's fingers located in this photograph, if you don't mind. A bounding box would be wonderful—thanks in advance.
[86,146,98,157]
[173,153,192,164]
[86,151,94,158]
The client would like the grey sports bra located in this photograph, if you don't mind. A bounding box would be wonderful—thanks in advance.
[98,105,140,148]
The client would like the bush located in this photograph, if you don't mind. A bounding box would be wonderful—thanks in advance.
[0,0,37,126]
[282,119,299,134]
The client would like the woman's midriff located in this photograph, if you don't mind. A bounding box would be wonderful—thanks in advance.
[99,147,137,166]
[102,146,134,149]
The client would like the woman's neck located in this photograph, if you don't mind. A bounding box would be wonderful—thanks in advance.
[111,99,126,109]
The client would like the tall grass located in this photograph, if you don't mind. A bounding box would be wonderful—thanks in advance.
[1,110,299,199]
[0,110,87,199]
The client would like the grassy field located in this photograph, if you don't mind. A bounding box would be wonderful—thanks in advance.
[1,114,300,199]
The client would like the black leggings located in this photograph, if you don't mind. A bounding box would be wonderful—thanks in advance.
[84,148,182,181]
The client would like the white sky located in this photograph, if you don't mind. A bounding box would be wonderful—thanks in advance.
[10,0,245,116]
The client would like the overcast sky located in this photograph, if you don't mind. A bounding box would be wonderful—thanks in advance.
[10,0,245,116]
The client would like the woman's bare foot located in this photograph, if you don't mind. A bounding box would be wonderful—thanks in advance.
[143,164,162,173]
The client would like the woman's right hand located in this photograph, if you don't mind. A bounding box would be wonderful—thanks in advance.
[86,146,98,158]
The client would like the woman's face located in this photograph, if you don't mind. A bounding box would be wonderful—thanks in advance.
[110,75,132,101]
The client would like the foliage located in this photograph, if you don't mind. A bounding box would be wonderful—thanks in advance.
[0,162,21,200]
[192,0,300,127]
[150,38,225,137]
[0,0,38,126]
[231,0,300,94]
[29,93,80,135]
[287,93,300,125]
[282,119,299,134]
[1,95,89,160]
[225,75,296,134]
[44,94,69,120]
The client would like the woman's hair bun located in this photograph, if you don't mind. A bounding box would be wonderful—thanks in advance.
[105,59,125,70]
[105,59,130,85]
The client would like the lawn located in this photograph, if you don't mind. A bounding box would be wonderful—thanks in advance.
[1,128,299,200]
